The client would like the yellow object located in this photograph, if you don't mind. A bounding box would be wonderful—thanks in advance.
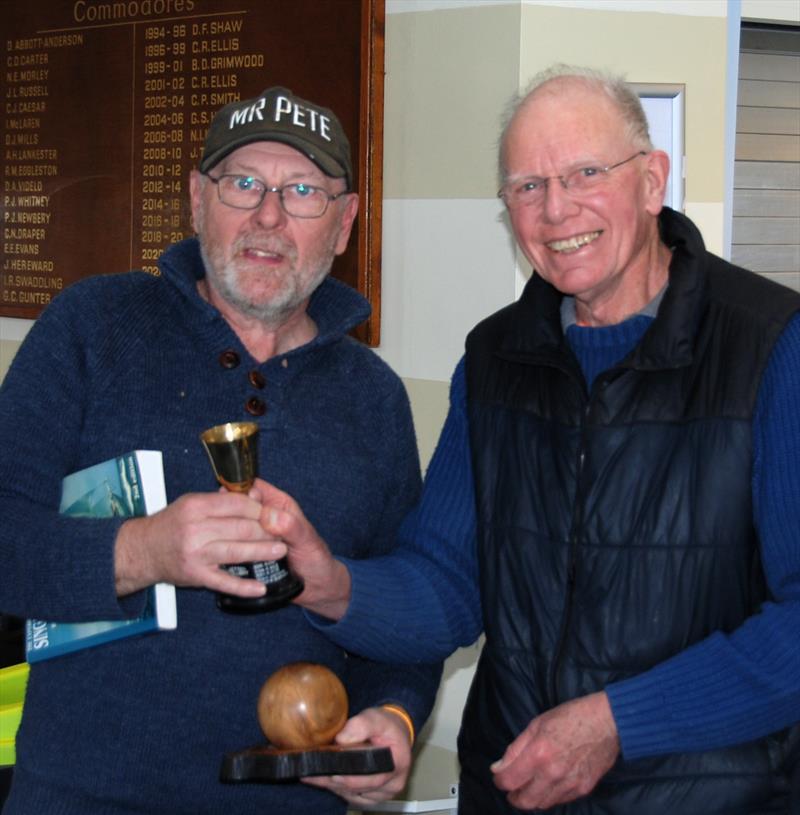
[0,662,29,766]
[380,703,415,747]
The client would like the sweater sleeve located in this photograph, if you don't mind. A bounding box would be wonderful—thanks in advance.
[606,312,800,759]
[306,358,483,663]
[329,368,443,731]
[0,286,143,622]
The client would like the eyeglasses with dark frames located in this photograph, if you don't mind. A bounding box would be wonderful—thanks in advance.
[204,173,350,219]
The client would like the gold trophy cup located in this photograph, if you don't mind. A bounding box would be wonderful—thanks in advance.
[200,422,303,613]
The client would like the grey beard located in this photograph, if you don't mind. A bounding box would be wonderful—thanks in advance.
[197,239,332,326]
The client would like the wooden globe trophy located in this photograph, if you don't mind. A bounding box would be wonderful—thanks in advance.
[220,662,394,781]
[200,421,304,613]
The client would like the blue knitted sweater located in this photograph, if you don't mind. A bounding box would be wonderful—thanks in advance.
[0,238,441,815]
[321,305,800,764]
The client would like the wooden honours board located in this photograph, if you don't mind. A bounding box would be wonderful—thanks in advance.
[1,0,384,344]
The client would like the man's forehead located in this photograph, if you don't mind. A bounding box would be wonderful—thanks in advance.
[522,79,617,122]
[220,141,327,175]
[507,84,626,160]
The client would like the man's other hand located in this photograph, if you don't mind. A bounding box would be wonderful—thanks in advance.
[491,691,620,809]
[254,480,352,620]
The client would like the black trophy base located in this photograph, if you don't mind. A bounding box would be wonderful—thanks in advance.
[216,575,304,614]
[221,743,394,781]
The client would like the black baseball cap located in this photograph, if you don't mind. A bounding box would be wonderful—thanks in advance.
[199,86,353,189]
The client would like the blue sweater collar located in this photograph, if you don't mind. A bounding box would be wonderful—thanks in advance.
[157,237,371,351]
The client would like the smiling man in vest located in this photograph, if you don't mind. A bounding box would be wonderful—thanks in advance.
[256,65,800,814]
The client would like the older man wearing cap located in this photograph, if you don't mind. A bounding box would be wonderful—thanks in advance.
[0,87,440,815]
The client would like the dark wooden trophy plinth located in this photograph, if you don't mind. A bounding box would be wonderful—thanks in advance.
[220,662,395,782]
[221,742,394,781]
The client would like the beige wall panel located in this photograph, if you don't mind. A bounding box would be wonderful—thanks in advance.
[384,5,521,199]
[376,197,516,382]
[403,377,450,471]
[735,161,800,190]
[736,106,800,136]
[732,244,800,272]
[762,271,800,290]
[738,79,800,109]
[356,741,459,814]
[516,4,727,204]
[0,340,21,382]
[733,188,800,217]
[742,0,800,25]
[739,52,800,83]
[685,202,724,256]
[385,3,728,203]
[0,319,33,382]
[733,216,800,244]
[735,133,800,161]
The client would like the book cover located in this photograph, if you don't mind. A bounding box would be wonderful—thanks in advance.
[25,451,176,663]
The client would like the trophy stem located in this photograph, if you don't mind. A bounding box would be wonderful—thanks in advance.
[200,421,305,613]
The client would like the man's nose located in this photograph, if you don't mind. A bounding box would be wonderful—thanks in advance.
[541,176,577,222]
[251,188,286,228]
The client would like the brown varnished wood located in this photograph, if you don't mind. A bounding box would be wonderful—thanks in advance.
[257,662,348,749]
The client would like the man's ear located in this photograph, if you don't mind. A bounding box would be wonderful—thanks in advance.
[334,193,359,256]
[643,150,670,215]
[189,169,205,232]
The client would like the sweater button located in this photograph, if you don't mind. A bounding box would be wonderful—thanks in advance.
[219,350,240,369]
[245,397,266,416]
[248,370,266,389]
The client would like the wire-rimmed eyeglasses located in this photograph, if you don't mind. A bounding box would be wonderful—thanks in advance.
[498,151,648,210]
[204,173,350,219]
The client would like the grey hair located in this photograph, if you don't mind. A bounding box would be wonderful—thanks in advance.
[498,64,653,180]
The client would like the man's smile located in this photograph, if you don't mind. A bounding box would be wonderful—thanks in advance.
[546,230,602,253]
